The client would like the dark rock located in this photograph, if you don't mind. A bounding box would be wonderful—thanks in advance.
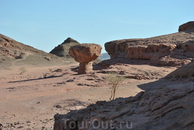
[53,69,63,72]
[50,37,80,57]
[54,105,62,108]
[36,101,41,104]
[0,124,3,130]
[17,126,24,129]
[179,21,194,32]
[66,79,74,82]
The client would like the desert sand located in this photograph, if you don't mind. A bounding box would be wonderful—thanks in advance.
[0,60,177,129]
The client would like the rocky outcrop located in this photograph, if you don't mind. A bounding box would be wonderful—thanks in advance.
[0,34,61,64]
[53,80,194,130]
[165,61,194,81]
[50,37,80,57]
[0,34,29,60]
[69,43,102,74]
[105,22,194,66]
[179,21,194,32]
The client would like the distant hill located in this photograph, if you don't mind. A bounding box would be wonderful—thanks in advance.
[0,34,65,67]
[99,53,110,60]
[50,37,80,58]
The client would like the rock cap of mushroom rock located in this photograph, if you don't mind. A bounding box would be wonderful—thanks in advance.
[69,43,102,63]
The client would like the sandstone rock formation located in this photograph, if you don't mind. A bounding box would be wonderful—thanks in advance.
[53,21,194,130]
[50,37,80,57]
[69,43,102,74]
[54,80,194,130]
[179,21,194,32]
[0,34,29,60]
[0,34,62,66]
[105,21,194,66]
[165,61,194,81]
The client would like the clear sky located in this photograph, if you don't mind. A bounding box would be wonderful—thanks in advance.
[1,0,193,53]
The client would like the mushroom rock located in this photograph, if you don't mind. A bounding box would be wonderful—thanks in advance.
[69,43,102,74]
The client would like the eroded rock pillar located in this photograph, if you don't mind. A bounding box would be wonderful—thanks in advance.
[78,62,93,74]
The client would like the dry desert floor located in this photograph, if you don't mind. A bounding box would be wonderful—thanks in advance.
[0,62,177,129]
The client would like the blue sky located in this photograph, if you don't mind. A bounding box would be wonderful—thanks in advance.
[1,0,193,53]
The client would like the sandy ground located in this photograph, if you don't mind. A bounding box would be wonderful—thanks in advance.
[0,62,177,129]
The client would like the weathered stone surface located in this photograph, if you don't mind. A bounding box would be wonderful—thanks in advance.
[165,61,194,81]
[78,62,93,74]
[50,37,80,57]
[54,80,194,130]
[105,22,194,66]
[126,44,176,60]
[69,43,102,74]
[69,43,102,63]
[179,21,194,32]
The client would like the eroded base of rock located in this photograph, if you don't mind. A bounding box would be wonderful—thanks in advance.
[78,62,93,74]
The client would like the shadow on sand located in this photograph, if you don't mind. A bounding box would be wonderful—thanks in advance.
[8,74,64,83]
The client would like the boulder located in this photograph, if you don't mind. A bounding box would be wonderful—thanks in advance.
[69,43,102,74]
[179,21,194,32]
[50,37,80,57]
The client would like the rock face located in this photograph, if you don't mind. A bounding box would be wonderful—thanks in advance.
[179,21,194,32]
[53,80,194,130]
[105,21,194,66]
[69,43,102,74]
[50,37,80,57]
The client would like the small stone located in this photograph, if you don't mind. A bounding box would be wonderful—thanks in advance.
[17,126,24,129]
[54,105,62,108]
[0,124,3,130]
[26,121,31,123]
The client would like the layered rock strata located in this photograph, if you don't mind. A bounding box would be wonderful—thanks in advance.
[105,21,194,66]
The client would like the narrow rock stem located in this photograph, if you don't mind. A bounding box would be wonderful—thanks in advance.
[78,62,93,74]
